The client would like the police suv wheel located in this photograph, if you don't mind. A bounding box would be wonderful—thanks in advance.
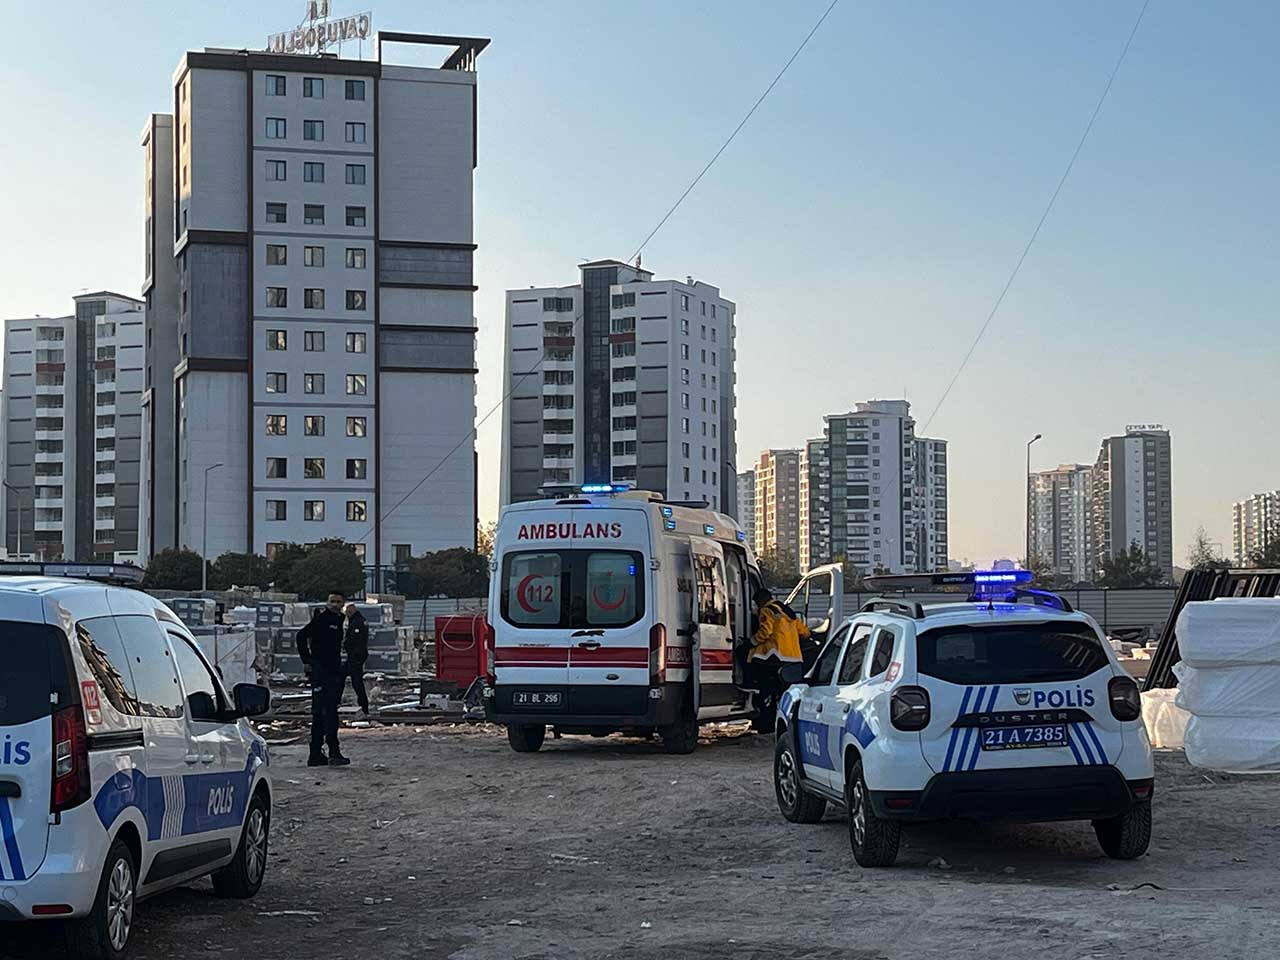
[213,791,271,899]
[845,758,900,867]
[774,730,826,823]
[508,724,546,752]
[66,838,136,960]
[1094,799,1151,860]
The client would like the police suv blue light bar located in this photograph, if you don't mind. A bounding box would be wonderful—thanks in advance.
[864,570,1033,589]
[580,483,631,495]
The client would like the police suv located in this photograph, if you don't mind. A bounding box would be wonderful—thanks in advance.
[773,570,1154,867]
[0,572,272,958]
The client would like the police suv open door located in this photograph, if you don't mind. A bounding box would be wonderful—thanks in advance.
[786,563,845,653]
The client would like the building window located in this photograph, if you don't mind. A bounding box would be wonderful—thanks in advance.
[266,243,287,265]
[345,290,367,311]
[346,332,366,353]
[681,442,690,457]
[265,117,287,139]
[345,206,366,227]
[345,79,366,101]
[701,301,707,316]
[304,458,325,480]
[346,416,366,437]
[265,329,287,350]
[181,290,188,314]
[265,415,287,436]
[304,330,325,351]
[303,76,324,98]
[346,500,367,522]
[701,349,706,363]
[304,203,325,225]
[682,417,690,434]
[304,500,326,521]
[265,287,288,308]
[266,159,287,181]
[303,161,325,183]
[346,374,367,395]
[266,500,287,521]
[701,325,707,340]
[683,467,690,481]
[304,373,325,394]
[265,372,287,393]
[346,458,367,480]
[681,294,689,311]
[345,163,366,185]
[345,121,366,144]
[610,292,636,309]
[266,75,286,96]
[304,245,325,267]
[681,393,690,410]
[266,202,287,223]
[345,248,366,269]
[701,397,707,412]
[304,288,325,309]
[303,119,324,141]
[711,304,717,319]
[265,542,283,560]
[680,344,689,360]
[304,415,325,436]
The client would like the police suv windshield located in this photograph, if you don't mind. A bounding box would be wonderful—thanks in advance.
[916,621,1108,685]
[500,549,644,629]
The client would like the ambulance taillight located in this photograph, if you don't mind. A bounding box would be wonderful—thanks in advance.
[484,617,496,684]
[649,623,666,683]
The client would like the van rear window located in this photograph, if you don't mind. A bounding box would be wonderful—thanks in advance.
[501,550,644,629]
[916,621,1109,685]
[0,621,73,725]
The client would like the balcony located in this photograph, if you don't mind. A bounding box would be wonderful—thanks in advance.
[34,496,64,510]
[542,456,575,470]
[34,519,65,532]
[34,450,64,463]
[542,380,575,395]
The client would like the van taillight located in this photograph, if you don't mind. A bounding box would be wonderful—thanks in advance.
[484,618,496,684]
[649,623,666,683]
[1109,675,1141,722]
[51,704,90,813]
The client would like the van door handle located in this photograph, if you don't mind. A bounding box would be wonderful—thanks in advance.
[184,753,200,764]
[815,704,823,715]
[200,754,216,764]
[576,640,602,650]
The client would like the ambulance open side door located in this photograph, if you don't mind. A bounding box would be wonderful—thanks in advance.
[689,537,734,714]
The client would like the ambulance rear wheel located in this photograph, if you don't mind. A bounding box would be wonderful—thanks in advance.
[660,713,698,754]
[508,724,546,752]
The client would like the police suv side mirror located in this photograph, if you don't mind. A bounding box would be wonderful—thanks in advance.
[232,683,271,719]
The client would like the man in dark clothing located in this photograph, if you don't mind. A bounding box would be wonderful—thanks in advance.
[296,592,351,766]
[343,602,370,716]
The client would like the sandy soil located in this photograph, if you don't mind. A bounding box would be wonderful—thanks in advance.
[8,723,1280,959]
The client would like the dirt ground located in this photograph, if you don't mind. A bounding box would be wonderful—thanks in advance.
[8,723,1280,960]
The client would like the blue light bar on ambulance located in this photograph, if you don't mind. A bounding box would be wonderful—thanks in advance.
[660,506,674,517]
[580,483,631,495]
[736,530,746,542]
[664,519,677,530]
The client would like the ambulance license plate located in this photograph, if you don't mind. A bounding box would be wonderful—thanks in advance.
[980,724,1066,750]
[512,690,562,708]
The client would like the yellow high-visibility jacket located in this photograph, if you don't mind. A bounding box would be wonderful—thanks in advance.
[749,601,807,663]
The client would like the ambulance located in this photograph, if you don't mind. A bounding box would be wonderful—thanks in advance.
[483,486,768,753]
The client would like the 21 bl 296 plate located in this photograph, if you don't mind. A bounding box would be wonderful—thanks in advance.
[512,690,562,708]
[980,724,1067,750]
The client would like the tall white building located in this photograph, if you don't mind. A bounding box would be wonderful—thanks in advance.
[805,400,948,574]
[1092,425,1173,578]
[736,469,756,546]
[141,33,489,569]
[501,261,737,511]
[754,449,801,568]
[1029,463,1094,582]
[1233,490,1280,565]
[2,293,145,563]
[799,437,828,571]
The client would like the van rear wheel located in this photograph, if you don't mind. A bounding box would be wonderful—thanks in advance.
[213,790,271,898]
[508,723,546,752]
[65,838,136,960]
[660,713,698,754]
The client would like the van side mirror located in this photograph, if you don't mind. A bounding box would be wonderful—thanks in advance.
[232,683,271,719]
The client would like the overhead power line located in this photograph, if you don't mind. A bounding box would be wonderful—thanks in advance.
[918,0,1151,436]
[357,1,843,547]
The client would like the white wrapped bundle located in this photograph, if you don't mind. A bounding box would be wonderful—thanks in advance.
[1183,715,1280,773]
[1173,661,1280,719]
[1141,688,1190,748]
[1176,598,1280,667]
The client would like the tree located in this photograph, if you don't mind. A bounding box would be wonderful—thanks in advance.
[755,549,798,589]
[412,547,490,598]
[267,543,308,591]
[476,521,498,560]
[209,552,271,591]
[143,548,204,591]
[286,543,366,600]
[1249,538,1280,569]
[1022,553,1056,588]
[1098,541,1165,588]
[1186,526,1231,571]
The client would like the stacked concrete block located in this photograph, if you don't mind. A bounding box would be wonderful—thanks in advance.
[164,597,216,629]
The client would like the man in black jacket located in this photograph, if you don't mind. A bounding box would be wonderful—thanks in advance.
[343,602,370,716]
[296,592,351,766]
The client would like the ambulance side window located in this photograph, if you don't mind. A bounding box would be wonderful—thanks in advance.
[77,617,141,716]
[723,548,746,638]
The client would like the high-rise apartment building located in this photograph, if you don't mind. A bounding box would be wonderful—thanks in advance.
[754,449,801,568]
[2,293,145,563]
[1028,463,1094,582]
[736,469,756,546]
[501,261,737,512]
[1092,425,1173,578]
[805,400,948,574]
[141,34,488,567]
[1233,490,1280,565]
[799,437,827,571]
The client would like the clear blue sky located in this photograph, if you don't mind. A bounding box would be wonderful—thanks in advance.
[2,0,1277,565]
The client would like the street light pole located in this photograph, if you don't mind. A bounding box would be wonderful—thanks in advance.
[201,462,225,592]
[1025,434,1042,570]
[3,481,28,560]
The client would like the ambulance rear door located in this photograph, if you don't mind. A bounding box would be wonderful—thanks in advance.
[690,538,734,715]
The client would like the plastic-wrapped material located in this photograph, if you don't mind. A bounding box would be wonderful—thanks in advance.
[1183,715,1280,773]
[1176,598,1280,667]
[1141,688,1190,749]
[1174,661,1280,719]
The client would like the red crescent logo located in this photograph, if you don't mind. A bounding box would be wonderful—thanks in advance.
[516,574,542,613]
[592,586,628,611]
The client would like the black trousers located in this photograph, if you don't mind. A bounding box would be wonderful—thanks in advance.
[346,662,369,712]
[310,667,343,753]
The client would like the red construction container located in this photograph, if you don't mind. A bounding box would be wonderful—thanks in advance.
[435,614,487,686]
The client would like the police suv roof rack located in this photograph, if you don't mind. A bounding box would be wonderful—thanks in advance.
[0,561,145,587]
[860,598,925,619]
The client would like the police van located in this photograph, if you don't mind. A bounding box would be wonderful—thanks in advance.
[772,569,1154,867]
[484,487,768,753]
[0,573,272,958]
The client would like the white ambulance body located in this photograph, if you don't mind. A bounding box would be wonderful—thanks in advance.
[484,490,765,753]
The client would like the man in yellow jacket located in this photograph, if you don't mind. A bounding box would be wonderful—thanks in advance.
[746,587,807,685]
